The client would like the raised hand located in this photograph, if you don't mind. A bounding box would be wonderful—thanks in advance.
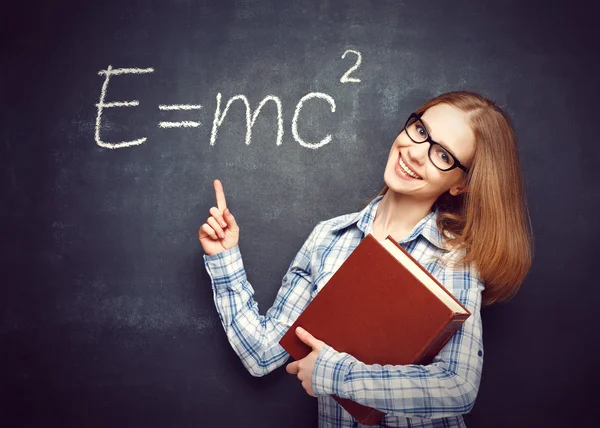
[198,179,240,256]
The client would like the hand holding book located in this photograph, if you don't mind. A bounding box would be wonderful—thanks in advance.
[279,233,471,425]
[285,326,327,398]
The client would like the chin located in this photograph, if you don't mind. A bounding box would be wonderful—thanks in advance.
[383,171,407,194]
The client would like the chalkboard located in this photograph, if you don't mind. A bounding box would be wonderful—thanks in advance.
[1,0,598,427]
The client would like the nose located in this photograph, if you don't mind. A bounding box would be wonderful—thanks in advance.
[406,141,429,167]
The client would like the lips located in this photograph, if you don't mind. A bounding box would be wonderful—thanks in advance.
[397,152,422,179]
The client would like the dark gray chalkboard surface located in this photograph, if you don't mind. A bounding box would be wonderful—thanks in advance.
[2,0,598,427]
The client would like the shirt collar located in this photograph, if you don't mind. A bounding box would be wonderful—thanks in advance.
[330,194,448,250]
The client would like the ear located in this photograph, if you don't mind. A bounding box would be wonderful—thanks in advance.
[449,184,467,196]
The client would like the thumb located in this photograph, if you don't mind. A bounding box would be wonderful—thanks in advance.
[296,326,319,349]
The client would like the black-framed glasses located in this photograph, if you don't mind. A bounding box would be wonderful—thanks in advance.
[403,112,470,173]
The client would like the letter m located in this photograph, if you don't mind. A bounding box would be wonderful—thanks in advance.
[210,93,283,146]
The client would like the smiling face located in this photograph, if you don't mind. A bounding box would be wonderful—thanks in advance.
[383,103,476,204]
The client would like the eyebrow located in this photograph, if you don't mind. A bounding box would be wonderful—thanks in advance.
[420,117,456,154]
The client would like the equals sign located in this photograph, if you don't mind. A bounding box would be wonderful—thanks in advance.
[158,104,202,128]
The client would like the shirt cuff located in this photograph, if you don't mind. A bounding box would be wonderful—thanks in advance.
[312,344,356,397]
[203,245,247,287]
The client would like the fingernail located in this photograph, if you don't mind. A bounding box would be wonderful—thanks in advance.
[221,221,227,227]
[296,326,303,333]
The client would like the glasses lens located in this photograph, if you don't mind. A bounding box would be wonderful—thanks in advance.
[430,143,455,171]
[406,116,428,143]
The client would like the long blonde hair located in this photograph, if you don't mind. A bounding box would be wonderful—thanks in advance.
[372,91,533,308]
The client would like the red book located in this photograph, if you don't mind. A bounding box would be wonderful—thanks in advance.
[279,233,471,426]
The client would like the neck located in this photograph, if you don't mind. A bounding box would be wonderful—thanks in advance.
[374,190,434,240]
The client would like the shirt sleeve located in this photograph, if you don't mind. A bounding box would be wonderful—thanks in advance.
[203,222,322,377]
[311,262,485,419]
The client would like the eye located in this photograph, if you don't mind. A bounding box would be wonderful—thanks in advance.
[433,146,452,165]
[415,124,427,137]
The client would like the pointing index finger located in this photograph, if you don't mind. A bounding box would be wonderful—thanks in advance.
[214,179,228,211]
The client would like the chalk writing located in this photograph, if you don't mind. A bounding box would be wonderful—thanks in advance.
[158,104,202,128]
[210,94,283,147]
[95,66,154,149]
[94,50,361,150]
[340,50,362,83]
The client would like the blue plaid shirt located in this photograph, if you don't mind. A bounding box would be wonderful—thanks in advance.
[203,194,485,428]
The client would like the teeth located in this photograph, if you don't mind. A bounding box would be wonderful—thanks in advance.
[398,156,421,179]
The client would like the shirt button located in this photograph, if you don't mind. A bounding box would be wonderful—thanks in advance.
[478,350,483,357]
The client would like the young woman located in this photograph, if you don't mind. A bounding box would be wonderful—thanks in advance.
[199,91,533,428]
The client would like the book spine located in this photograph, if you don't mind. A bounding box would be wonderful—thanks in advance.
[414,317,466,365]
[383,236,471,315]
